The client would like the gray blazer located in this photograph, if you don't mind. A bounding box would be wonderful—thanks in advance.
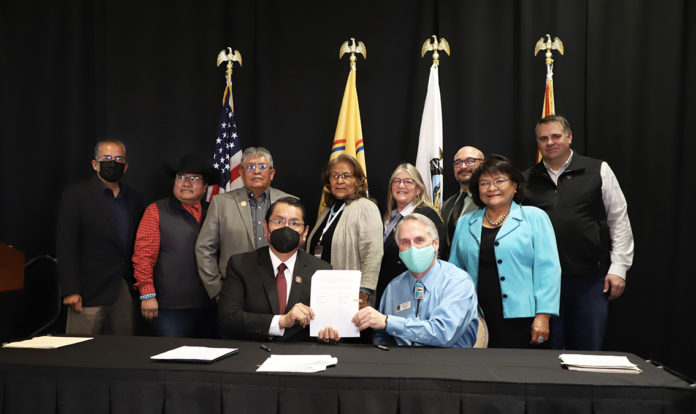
[195,187,294,298]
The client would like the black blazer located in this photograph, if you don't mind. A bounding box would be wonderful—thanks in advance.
[56,177,145,306]
[375,206,446,305]
[218,247,332,341]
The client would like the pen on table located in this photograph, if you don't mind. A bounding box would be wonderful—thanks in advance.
[374,344,389,351]
[260,344,272,353]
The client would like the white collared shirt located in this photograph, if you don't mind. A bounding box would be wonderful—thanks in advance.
[268,249,298,336]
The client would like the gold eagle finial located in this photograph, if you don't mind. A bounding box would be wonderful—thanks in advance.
[421,35,450,66]
[216,47,242,75]
[534,34,563,65]
[339,38,366,69]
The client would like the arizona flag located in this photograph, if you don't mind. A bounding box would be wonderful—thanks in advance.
[415,63,444,210]
[207,73,243,201]
[319,66,367,213]
[537,67,556,162]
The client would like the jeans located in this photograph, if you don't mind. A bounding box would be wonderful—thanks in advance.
[551,272,609,350]
[152,307,218,338]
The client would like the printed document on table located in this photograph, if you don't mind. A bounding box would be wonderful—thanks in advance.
[559,354,643,374]
[151,346,238,363]
[256,354,338,373]
[309,270,361,337]
[2,336,92,349]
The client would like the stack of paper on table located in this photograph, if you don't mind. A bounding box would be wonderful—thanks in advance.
[559,353,643,374]
[2,336,92,349]
[257,354,337,373]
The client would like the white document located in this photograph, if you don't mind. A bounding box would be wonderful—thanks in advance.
[256,354,338,373]
[150,346,238,362]
[309,270,361,338]
[559,354,643,374]
[2,336,92,349]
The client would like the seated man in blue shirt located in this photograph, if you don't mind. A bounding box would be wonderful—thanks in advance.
[352,213,479,347]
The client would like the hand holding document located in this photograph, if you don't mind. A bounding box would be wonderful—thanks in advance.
[559,354,643,374]
[309,270,361,338]
[257,354,337,373]
[2,336,92,349]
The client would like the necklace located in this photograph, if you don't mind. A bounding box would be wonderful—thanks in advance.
[485,208,510,227]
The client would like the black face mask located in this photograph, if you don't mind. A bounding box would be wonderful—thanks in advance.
[269,226,301,253]
[98,160,125,183]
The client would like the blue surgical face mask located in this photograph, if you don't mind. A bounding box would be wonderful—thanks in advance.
[399,244,436,274]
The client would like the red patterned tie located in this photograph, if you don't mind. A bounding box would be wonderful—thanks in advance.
[276,263,287,314]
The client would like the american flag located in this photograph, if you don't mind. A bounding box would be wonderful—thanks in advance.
[207,75,242,201]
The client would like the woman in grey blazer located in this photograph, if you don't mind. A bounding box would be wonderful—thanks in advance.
[307,154,383,307]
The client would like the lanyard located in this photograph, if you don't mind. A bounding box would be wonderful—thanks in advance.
[317,203,346,244]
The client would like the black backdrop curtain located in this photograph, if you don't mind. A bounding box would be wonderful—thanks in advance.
[1,0,694,378]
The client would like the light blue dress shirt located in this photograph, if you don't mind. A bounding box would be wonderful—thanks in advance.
[374,260,479,348]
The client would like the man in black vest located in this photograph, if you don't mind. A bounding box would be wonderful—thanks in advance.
[523,115,634,350]
[132,154,219,337]
[441,146,484,252]
[57,140,145,335]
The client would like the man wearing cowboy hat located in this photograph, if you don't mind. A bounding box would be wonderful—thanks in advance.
[132,154,220,337]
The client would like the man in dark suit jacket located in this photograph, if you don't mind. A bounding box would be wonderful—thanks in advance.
[218,197,337,342]
[57,140,145,335]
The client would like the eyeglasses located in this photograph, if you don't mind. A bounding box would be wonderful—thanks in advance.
[392,178,416,186]
[96,155,126,163]
[268,218,305,230]
[330,173,354,181]
[175,174,204,184]
[479,177,510,189]
[244,163,271,172]
[454,158,483,168]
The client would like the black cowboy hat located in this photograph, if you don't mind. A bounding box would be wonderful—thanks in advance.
[167,154,220,185]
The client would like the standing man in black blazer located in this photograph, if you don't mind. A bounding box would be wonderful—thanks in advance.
[218,197,338,342]
[57,140,145,335]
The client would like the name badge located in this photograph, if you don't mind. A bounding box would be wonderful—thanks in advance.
[396,301,411,312]
[313,244,323,259]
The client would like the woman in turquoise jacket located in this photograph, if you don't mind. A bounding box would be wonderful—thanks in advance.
[450,155,560,348]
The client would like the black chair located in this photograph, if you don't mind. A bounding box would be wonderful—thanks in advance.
[22,255,64,337]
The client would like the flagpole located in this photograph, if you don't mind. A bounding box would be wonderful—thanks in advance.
[317,39,368,218]
[207,48,243,202]
[534,35,564,163]
[416,35,450,210]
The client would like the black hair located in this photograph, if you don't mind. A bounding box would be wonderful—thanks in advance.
[469,155,525,208]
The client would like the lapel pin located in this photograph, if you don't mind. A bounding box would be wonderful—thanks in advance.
[240,201,247,206]
[295,276,302,284]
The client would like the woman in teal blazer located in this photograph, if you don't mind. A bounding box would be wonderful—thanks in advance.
[449,155,561,348]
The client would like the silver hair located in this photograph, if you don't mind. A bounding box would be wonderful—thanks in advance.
[241,147,274,167]
[94,140,127,159]
[395,213,439,241]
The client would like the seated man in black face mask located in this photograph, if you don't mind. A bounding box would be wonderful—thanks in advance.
[218,197,338,342]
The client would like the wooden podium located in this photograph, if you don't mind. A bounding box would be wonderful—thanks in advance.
[0,242,24,292]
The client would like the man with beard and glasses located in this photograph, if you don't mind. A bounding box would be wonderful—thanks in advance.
[218,197,339,342]
[57,139,145,335]
[440,146,484,252]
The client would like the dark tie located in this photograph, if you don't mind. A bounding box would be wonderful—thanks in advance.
[448,192,467,241]
[276,263,287,314]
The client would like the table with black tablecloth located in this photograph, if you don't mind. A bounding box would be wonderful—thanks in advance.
[1,335,694,414]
